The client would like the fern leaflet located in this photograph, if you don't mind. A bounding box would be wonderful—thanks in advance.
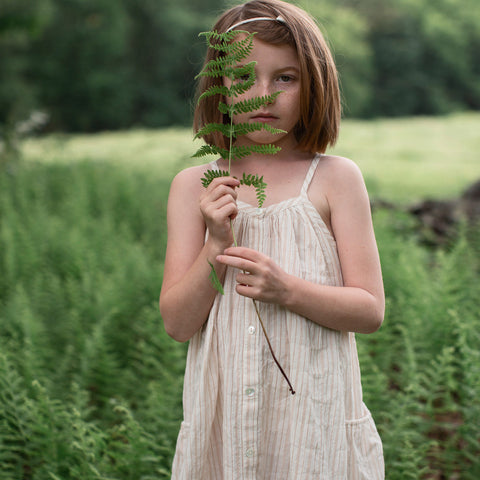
[218,92,283,115]
[201,169,230,188]
[208,260,224,295]
[239,173,267,208]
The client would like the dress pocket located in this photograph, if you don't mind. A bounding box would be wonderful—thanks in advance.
[345,412,384,480]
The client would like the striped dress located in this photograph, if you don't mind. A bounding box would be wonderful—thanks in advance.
[171,155,384,479]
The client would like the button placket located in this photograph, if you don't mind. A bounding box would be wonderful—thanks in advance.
[243,310,260,476]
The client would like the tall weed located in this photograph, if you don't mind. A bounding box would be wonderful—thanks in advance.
[0,160,479,477]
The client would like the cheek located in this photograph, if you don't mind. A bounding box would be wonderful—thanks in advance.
[282,90,302,122]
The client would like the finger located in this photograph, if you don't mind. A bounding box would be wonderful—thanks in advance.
[236,272,254,286]
[235,283,257,299]
[201,191,238,218]
[222,246,264,261]
[202,185,238,205]
[208,176,240,194]
[210,193,237,211]
[204,203,238,226]
[216,254,257,273]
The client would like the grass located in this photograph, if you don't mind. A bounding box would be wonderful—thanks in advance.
[333,112,480,202]
[21,112,480,202]
[0,112,479,478]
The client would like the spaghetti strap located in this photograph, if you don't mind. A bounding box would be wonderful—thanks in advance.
[300,153,322,196]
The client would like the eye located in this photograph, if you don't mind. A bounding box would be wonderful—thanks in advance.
[236,74,251,83]
[277,74,294,83]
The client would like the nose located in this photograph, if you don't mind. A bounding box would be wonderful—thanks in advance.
[251,78,274,98]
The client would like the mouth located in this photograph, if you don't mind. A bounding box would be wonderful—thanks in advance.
[251,113,278,122]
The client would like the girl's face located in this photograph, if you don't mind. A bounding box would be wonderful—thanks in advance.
[224,37,301,150]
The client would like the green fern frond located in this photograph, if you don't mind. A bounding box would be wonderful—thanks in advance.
[197,85,230,102]
[199,30,250,50]
[192,145,229,159]
[196,122,286,141]
[198,30,236,48]
[208,260,225,295]
[240,173,267,208]
[201,170,267,207]
[231,122,287,138]
[199,31,255,62]
[227,33,255,60]
[201,170,230,188]
[194,123,231,140]
[226,92,283,115]
[196,66,229,79]
[197,41,256,80]
[230,62,255,79]
[230,144,281,160]
[229,76,255,97]
[199,56,239,76]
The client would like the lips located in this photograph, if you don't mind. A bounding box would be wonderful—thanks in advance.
[252,113,277,122]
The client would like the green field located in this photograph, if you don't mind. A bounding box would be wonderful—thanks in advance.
[1,114,479,478]
[21,112,480,201]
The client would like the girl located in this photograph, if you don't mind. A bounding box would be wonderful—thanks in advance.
[160,0,385,478]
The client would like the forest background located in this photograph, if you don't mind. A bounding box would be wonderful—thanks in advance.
[1,0,480,135]
[1,0,480,478]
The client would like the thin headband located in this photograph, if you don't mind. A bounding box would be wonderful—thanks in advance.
[226,15,286,33]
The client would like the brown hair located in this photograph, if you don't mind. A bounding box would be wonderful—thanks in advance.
[193,0,341,154]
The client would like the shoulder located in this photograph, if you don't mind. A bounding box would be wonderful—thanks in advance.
[166,162,215,225]
[169,162,213,202]
[309,154,369,228]
[170,163,212,190]
[315,154,368,202]
[317,154,364,185]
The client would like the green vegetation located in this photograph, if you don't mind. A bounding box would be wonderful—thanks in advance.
[1,0,479,138]
[1,116,479,477]
[21,112,480,202]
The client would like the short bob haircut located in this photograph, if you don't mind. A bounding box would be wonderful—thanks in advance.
[193,0,341,154]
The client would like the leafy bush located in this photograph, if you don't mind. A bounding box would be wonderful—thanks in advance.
[0,161,185,478]
[0,158,479,478]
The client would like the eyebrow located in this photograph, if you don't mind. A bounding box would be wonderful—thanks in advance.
[234,64,300,76]
[275,66,300,73]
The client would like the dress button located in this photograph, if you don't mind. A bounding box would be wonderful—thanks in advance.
[248,325,256,334]
[246,448,254,458]
[245,388,255,397]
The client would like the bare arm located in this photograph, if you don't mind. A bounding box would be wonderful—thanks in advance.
[159,167,240,342]
[216,157,384,334]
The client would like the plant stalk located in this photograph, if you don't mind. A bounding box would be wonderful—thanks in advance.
[230,219,295,395]
[223,61,294,395]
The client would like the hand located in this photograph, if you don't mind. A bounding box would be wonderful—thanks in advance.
[216,247,291,304]
[200,176,240,249]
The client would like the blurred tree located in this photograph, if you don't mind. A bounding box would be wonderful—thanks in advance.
[407,0,480,113]
[29,0,132,131]
[122,0,213,127]
[300,0,374,117]
[28,0,223,130]
[339,0,480,116]
[1,0,478,133]
[0,0,51,163]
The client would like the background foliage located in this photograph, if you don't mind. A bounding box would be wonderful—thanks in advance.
[1,0,479,136]
[1,0,479,476]
[1,115,479,478]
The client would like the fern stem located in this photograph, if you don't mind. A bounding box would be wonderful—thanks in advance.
[201,31,294,395]
[252,299,296,395]
[230,217,295,395]
[228,109,234,173]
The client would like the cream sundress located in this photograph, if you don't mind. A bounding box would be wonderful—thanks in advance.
[171,154,384,479]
